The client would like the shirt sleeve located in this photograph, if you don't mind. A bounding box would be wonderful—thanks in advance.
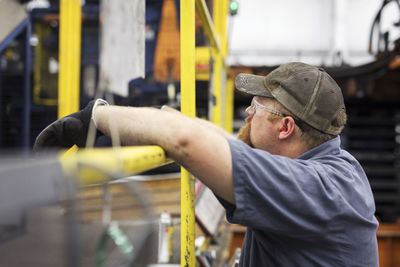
[225,138,347,238]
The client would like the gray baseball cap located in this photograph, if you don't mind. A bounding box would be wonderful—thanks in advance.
[235,62,345,135]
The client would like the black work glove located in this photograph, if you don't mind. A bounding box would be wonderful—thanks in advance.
[33,99,107,151]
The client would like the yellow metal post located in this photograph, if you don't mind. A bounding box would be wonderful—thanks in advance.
[58,0,82,118]
[195,0,220,52]
[215,0,229,57]
[180,0,196,266]
[224,77,234,133]
[211,50,223,126]
[211,0,229,126]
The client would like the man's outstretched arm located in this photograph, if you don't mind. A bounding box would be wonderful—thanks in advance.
[94,105,235,204]
[161,105,235,140]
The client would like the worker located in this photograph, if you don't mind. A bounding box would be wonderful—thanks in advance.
[34,62,379,266]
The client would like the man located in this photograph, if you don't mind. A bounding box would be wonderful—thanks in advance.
[34,62,379,266]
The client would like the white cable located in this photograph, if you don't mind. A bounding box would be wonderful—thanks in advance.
[91,98,109,129]
[85,98,109,148]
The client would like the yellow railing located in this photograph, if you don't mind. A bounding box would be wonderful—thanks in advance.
[57,0,233,266]
[60,146,172,185]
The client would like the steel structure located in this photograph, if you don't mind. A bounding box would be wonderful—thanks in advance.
[56,0,234,265]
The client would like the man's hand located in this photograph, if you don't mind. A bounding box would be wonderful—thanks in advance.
[33,99,107,151]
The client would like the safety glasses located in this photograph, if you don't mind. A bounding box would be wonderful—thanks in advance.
[247,97,304,131]
[248,98,286,117]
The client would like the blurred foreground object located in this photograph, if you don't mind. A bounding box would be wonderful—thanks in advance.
[0,153,159,266]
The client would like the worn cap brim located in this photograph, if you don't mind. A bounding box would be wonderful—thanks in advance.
[235,73,273,98]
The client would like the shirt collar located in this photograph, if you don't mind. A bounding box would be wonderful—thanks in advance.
[297,136,341,160]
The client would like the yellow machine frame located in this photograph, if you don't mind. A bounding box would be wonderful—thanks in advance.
[57,0,233,265]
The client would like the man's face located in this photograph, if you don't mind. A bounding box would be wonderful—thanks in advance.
[238,97,282,152]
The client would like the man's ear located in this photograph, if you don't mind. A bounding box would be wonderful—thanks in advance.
[278,117,295,140]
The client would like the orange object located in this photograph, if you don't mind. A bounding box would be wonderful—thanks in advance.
[154,0,180,82]
[377,219,400,267]
[389,55,400,70]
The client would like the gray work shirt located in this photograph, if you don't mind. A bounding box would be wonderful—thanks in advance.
[218,137,379,266]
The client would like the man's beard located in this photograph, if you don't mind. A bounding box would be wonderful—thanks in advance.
[237,117,253,147]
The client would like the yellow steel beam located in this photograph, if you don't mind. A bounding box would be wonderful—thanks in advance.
[195,47,211,81]
[195,0,229,72]
[211,49,223,126]
[210,0,230,126]
[59,146,171,185]
[214,0,229,57]
[218,0,232,130]
[58,0,82,118]
[180,0,196,266]
[224,77,234,133]
[195,0,220,52]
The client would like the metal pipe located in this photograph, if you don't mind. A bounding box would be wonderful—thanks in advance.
[58,0,82,118]
[180,0,196,265]
[23,18,32,150]
[224,77,234,133]
[59,146,172,186]
[59,146,171,185]
[195,0,230,71]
